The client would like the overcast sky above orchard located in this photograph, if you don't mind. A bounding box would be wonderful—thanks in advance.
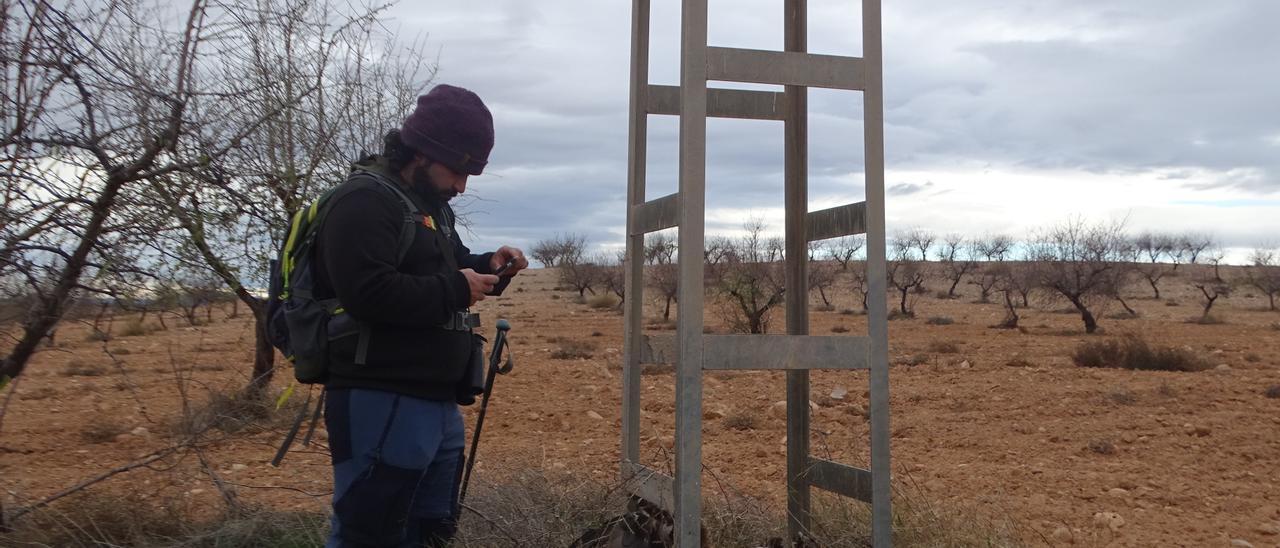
[389,0,1279,262]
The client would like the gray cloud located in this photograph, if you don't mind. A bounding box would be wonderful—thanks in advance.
[385,0,1279,256]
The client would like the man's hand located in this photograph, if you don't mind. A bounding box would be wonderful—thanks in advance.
[491,246,529,277]
[461,269,499,306]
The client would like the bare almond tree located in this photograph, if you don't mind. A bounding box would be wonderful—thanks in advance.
[936,233,977,299]
[808,260,838,309]
[151,0,430,392]
[823,235,864,271]
[1028,219,1129,333]
[0,0,241,383]
[900,227,935,262]
[1132,232,1174,299]
[1179,233,1214,265]
[1246,248,1280,311]
[1192,278,1229,322]
[712,221,785,334]
[975,233,1014,262]
[886,240,925,317]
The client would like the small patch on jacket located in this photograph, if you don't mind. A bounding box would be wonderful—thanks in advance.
[422,215,437,231]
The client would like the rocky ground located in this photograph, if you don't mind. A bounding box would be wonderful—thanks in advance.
[1,265,1278,547]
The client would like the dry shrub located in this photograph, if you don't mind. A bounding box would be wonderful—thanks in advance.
[887,310,914,321]
[1004,357,1034,368]
[927,341,960,354]
[456,469,1019,548]
[172,389,277,436]
[1104,389,1138,406]
[61,360,108,377]
[1165,299,1181,307]
[587,293,618,309]
[120,319,154,337]
[551,339,597,360]
[457,469,628,546]
[1270,322,1280,331]
[0,491,188,546]
[723,410,761,431]
[1072,336,1211,372]
[806,490,1021,548]
[1265,385,1280,399]
[19,386,58,400]
[0,490,326,547]
[1190,314,1226,325]
[80,415,129,443]
[898,354,929,367]
[1088,439,1117,455]
[84,330,111,342]
[830,325,850,334]
[925,316,954,326]
[1244,353,1262,363]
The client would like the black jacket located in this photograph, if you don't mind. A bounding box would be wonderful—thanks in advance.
[314,156,503,401]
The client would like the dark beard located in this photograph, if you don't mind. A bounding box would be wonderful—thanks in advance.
[410,163,456,201]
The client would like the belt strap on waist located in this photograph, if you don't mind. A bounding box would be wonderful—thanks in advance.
[441,311,480,332]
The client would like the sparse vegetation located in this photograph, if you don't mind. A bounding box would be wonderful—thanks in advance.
[1104,389,1138,405]
[550,339,597,360]
[928,341,961,354]
[587,292,619,310]
[1088,439,1117,455]
[172,389,276,436]
[723,411,761,431]
[925,316,954,325]
[830,325,850,333]
[61,360,108,377]
[80,416,129,444]
[119,319,154,337]
[1265,385,1280,399]
[1072,337,1211,372]
[0,491,326,547]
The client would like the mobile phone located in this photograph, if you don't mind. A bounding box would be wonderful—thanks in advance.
[494,259,516,276]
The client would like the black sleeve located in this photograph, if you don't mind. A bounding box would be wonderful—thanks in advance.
[320,188,469,327]
[448,207,511,296]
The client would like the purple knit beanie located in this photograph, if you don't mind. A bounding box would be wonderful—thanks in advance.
[400,84,494,176]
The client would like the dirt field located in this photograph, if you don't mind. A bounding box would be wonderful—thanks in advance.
[1,265,1278,547]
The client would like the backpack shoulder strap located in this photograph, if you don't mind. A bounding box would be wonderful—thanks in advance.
[349,170,420,266]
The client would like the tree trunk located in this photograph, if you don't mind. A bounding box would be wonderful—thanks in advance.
[247,307,276,394]
[998,291,1019,329]
[1070,297,1098,334]
[0,176,129,381]
[947,277,961,298]
[899,287,909,315]
[1116,295,1137,317]
[1147,278,1160,299]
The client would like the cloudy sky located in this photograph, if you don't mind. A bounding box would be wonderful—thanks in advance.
[388,0,1279,262]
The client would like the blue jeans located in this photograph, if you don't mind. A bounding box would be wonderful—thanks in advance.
[324,388,465,547]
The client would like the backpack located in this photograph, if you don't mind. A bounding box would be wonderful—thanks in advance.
[266,170,422,384]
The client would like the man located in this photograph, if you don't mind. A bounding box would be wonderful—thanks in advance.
[314,84,528,547]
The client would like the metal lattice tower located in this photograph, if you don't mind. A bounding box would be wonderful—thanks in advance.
[621,0,890,546]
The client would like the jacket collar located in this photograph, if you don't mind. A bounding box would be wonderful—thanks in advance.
[352,154,445,207]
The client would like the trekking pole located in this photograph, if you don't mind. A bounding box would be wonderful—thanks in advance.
[459,318,514,507]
